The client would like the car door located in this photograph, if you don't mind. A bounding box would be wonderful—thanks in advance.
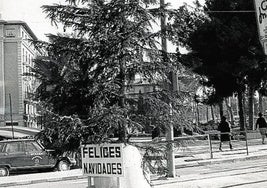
[4,142,26,168]
[24,141,53,168]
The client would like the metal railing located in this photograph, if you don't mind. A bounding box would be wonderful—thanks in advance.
[130,130,250,179]
[206,130,248,159]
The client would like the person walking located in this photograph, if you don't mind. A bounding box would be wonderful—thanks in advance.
[256,112,267,144]
[218,116,232,151]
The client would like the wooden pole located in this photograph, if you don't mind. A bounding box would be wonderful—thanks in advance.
[9,94,14,139]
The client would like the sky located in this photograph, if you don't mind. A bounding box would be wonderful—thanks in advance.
[0,0,203,43]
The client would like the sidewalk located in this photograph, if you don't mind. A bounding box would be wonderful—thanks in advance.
[0,169,86,187]
[174,138,267,168]
[151,138,267,187]
[1,138,267,187]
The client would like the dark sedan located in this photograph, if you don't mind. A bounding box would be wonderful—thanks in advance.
[0,139,76,176]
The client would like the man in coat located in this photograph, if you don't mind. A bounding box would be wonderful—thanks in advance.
[218,116,232,151]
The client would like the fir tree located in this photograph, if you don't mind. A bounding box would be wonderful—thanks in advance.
[32,0,192,158]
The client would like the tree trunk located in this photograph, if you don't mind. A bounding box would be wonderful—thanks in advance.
[259,92,263,114]
[206,106,209,122]
[118,62,126,142]
[225,98,234,126]
[193,101,198,126]
[211,105,215,122]
[248,86,254,130]
[218,101,224,119]
[196,103,200,125]
[237,90,245,131]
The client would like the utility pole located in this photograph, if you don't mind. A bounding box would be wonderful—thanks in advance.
[9,93,14,139]
[160,0,175,178]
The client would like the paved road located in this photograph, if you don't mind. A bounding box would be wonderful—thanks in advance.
[9,178,88,188]
[154,158,267,188]
[2,137,267,188]
[7,157,267,188]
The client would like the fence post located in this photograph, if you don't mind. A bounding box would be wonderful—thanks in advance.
[245,131,249,155]
[208,134,213,159]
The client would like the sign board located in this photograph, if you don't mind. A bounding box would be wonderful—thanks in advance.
[81,143,124,177]
[254,0,267,54]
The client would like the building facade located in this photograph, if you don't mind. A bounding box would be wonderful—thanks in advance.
[0,20,40,128]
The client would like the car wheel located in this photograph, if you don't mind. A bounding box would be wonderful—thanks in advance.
[57,160,70,171]
[0,167,9,176]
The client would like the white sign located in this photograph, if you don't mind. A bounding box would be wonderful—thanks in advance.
[81,143,124,177]
[255,0,267,54]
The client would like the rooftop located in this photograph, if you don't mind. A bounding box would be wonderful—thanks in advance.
[0,20,38,40]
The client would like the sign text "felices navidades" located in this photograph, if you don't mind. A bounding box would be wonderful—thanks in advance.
[81,144,124,177]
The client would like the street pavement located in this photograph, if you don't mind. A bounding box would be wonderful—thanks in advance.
[152,158,267,188]
[1,136,267,187]
[6,158,267,188]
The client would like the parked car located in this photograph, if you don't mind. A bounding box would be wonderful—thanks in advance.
[0,139,76,176]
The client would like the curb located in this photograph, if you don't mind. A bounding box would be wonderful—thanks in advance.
[0,174,87,187]
[175,153,267,169]
[197,153,267,166]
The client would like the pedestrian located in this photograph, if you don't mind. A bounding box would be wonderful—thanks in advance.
[218,116,232,151]
[256,112,267,144]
